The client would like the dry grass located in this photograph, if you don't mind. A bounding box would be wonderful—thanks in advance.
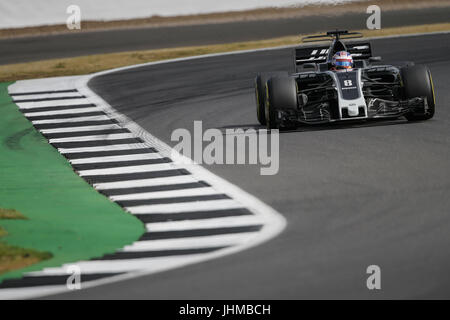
[0,243,52,275]
[1,22,449,82]
[0,209,51,275]
[0,208,27,220]
[0,0,449,39]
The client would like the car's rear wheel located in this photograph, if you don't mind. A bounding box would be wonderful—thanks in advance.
[255,72,288,126]
[401,65,436,121]
[265,76,298,130]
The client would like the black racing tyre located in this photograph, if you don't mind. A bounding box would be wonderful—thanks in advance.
[255,72,288,125]
[265,76,298,130]
[401,65,436,121]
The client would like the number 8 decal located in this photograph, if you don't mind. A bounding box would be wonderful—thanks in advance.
[344,80,353,86]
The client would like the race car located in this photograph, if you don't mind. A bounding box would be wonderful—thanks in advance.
[255,30,436,129]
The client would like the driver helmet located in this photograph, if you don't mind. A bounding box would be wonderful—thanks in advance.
[331,51,353,70]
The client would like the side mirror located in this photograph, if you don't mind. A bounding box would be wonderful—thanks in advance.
[369,56,382,63]
[303,63,316,70]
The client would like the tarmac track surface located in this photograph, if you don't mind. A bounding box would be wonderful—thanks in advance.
[45,33,450,299]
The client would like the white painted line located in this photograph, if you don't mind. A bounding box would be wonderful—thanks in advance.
[28,252,233,276]
[94,175,200,190]
[110,187,219,201]
[8,76,79,94]
[146,215,263,232]
[58,143,149,154]
[17,98,90,109]
[78,163,176,176]
[70,153,163,164]
[24,106,99,117]
[12,92,83,101]
[40,124,122,134]
[0,285,70,301]
[122,233,258,252]
[48,133,136,143]
[126,199,244,214]
[31,115,111,125]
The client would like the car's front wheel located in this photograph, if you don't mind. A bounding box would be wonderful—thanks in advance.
[401,65,436,121]
[255,72,288,126]
[265,76,298,130]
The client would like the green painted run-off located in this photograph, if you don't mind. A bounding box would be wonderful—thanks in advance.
[0,82,144,283]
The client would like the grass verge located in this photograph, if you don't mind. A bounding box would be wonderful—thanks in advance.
[1,23,449,82]
[0,82,144,283]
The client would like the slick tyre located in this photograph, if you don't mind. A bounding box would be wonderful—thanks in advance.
[265,76,298,130]
[401,65,436,121]
[255,72,288,126]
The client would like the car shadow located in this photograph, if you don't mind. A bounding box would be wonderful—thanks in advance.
[219,118,418,134]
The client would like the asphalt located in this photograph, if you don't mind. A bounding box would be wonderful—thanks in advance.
[45,32,450,299]
[2,6,450,65]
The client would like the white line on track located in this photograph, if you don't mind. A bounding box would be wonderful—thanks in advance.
[17,98,90,109]
[93,175,200,190]
[27,252,237,276]
[40,124,122,134]
[123,233,259,252]
[77,163,176,176]
[146,215,263,232]
[12,92,83,101]
[126,199,244,214]
[24,106,99,117]
[110,187,219,201]
[0,286,70,300]
[69,153,163,164]
[58,143,149,154]
[48,133,136,143]
[31,115,111,124]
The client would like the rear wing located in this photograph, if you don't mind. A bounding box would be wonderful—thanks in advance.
[294,41,373,70]
[347,42,372,60]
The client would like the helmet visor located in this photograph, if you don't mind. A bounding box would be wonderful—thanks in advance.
[334,60,353,68]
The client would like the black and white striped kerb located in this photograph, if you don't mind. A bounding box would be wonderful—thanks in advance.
[0,78,284,299]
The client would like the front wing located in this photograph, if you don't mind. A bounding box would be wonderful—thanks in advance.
[275,96,430,125]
